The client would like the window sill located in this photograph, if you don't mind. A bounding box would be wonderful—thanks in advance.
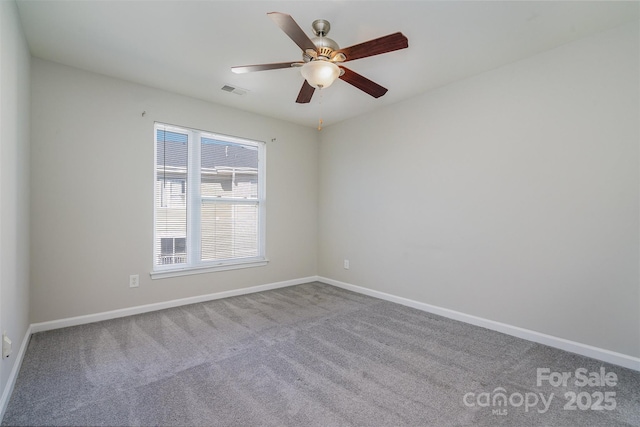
[150,258,268,280]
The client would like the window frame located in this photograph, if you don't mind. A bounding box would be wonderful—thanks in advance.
[151,122,267,279]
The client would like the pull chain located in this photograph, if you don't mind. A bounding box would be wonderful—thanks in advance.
[317,88,324,131]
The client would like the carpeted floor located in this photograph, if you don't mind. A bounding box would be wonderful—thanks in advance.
[2,282,639,426]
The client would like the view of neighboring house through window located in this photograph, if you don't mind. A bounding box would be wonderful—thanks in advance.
[160,237,186,264]
[154,123,266,275]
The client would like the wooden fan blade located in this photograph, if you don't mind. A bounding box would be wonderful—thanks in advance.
[268,12,316,52]
[232,62,302,74]
[296,80,315,103]
[339,67,388,98]
[336,32,408,62]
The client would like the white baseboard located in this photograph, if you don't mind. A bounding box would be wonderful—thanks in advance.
[318,276,640,372]
[31,276,319,333]
[0,324,32,419]
[16,273,640,400]
[2,275,637,423]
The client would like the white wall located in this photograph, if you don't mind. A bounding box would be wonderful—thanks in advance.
[0,0,31,399]
[30,59,319,323]
[319,22,640,358]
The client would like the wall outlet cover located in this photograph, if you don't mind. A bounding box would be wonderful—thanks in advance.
[129,274,139,288]
[2,333,12,358]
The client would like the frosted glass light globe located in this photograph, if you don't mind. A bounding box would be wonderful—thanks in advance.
[300,60,340,89]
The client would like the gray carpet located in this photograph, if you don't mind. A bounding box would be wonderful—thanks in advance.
[2,282,639,426]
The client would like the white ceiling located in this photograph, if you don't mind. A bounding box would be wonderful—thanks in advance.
[15,1,639,129]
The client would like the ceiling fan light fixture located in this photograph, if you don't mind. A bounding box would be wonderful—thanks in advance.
[232,12,408,104]
[300,60,340,89]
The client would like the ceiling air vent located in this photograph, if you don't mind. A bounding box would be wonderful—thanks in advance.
[221,84,248,96]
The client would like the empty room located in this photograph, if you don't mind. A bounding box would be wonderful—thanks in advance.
[1,0,639,425]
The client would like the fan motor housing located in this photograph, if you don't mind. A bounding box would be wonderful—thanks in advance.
[304,37,340,62]
[301,19,341,62]
[315,37,339,56]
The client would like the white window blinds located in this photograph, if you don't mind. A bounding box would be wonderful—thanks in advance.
[200,137,259,261]
[155,127,188,266]
[154,123,265,274]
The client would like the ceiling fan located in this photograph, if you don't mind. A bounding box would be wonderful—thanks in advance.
[231,12,409,104]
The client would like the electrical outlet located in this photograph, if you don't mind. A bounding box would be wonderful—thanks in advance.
[2,332,12,358]
[129,274,139,288]
[344,259,350,269]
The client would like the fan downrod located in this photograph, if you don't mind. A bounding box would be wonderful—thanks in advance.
[311,19,331,37]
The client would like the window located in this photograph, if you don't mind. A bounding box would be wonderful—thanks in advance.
[160,237,186,264]
[153,123,266,277]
